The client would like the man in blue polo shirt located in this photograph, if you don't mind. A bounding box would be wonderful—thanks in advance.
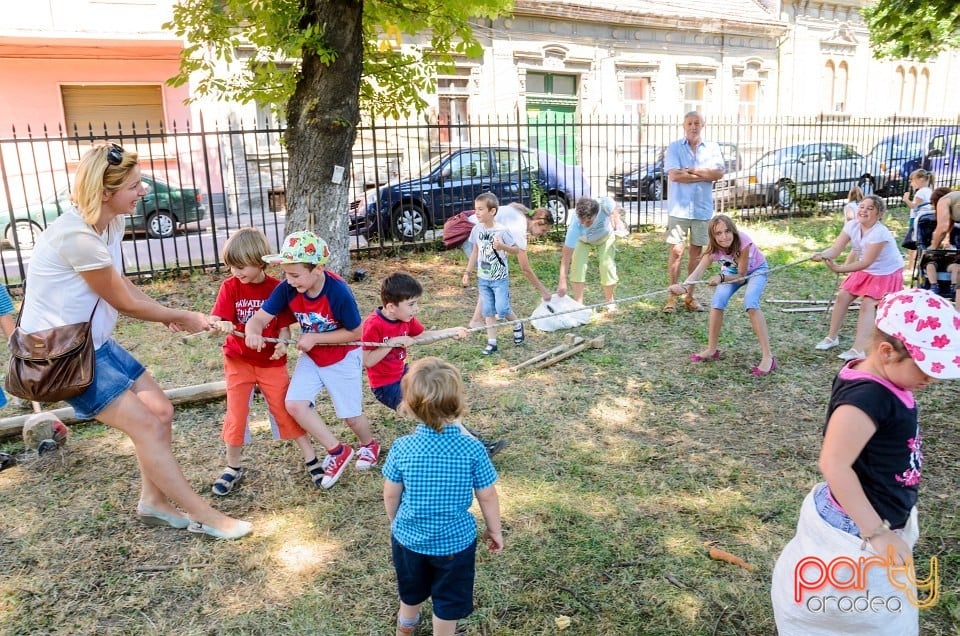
[663,111,725,313]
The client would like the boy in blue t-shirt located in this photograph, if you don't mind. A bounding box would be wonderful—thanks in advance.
[244,231,378,490]
[383,357,503,636]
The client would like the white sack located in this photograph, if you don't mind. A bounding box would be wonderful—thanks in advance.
[529,294,592,332]
[771,485,919,636]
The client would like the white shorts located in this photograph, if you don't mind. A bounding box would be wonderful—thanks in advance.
[286,348,364,419]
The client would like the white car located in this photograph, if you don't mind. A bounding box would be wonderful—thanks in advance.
[714,142,884,210]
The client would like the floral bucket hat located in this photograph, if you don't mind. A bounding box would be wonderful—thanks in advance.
[876,287,960,379]
[263,231,330,265]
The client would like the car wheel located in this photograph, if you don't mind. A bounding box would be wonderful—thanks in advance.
[5,220,43,250]
[545,193,569,224]
[858,176,875,197]
[773,180,796,209]
[146,211,176,239]
[650,179,665,201]
[391,203,427,241]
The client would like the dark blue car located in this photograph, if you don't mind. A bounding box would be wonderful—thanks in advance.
[350,147,589,241]
[868,126,960,196]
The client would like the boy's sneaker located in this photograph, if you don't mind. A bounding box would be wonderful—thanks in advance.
[482,343,498,356]
[356,440,380,471]
[320,446,354,489]
[513,322,525,345]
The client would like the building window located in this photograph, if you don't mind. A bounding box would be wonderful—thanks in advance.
[738,81,758,120]
[683,80,705,114]
[823,61,835,112]
[919,69,930,113]
[438,96,469,143]
[623,77,650,116]
[835,62,848,112]
[823,60,848,113]
[527,72,578,96]
[434,68,472,144]
[894,65,929,115]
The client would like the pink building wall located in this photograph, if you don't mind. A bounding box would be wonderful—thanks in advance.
[0,40,227,206]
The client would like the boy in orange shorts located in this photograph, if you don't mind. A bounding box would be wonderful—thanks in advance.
[209,228,319,494]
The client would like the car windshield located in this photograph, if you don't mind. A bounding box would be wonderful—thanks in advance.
[869,137,926,160]
[418,154,445,176]
[755,146,806,166]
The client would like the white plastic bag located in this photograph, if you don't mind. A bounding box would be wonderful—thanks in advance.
[530,294,592,332]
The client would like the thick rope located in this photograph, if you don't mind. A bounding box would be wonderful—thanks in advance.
[211,254,817,349]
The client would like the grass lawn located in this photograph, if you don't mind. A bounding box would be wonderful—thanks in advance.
[0,205,957,635]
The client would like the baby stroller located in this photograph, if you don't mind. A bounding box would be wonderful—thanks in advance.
[912,213,960,301]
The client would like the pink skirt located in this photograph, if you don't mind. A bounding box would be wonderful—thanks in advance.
[840,269,903,299]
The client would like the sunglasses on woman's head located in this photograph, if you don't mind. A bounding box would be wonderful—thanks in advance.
[106,144,124,166]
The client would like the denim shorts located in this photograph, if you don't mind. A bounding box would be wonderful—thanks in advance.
[710,264,769,311]
[392,534,476,621]
[66,339,146,419]
[813,482,861,537]
[478,276,511,318]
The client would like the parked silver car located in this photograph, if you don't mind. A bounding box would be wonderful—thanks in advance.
[713,142,884,209]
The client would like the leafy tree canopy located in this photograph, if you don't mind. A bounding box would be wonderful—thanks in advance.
[165,0,512,119]
[862,0,960,61]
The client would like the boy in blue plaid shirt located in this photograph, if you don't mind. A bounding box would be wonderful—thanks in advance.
[383,357,503,636]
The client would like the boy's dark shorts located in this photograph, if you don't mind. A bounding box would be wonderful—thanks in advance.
[373,380,403,411]
[391,535,476,621]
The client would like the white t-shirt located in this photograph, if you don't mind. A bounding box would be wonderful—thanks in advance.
[467,204,529,250]
[910,186,933,219]
[20,207,125,348]
[842,218,904,276]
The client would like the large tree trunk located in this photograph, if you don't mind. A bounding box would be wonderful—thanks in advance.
[285,0,364,276]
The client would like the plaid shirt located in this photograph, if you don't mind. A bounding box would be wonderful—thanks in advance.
[383,424,498,556]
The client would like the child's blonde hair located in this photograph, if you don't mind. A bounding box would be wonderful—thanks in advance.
[72,143,139,225]
[222,228,271,269]
[846,185,863,202]
[400,357,466,432]
[909,168,934,187]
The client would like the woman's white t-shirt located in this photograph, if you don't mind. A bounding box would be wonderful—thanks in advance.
[842,218,904,276]
[20,207,125,348]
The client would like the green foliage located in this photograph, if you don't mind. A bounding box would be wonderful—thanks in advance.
[862,0,960,61]
[166,0,512,118]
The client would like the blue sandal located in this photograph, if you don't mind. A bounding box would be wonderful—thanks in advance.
[211,466,243,496]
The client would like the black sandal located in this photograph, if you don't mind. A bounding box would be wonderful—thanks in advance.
[211,466,243,496]
[305,457,327,488]
[513,322,525,345]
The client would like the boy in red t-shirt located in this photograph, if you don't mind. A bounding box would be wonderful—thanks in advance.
[209,228,319,495]
[362,271,506,456]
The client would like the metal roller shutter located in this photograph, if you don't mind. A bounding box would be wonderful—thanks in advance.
[61,85,165,137]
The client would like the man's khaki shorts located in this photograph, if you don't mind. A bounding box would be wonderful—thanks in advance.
[666,216,709,247]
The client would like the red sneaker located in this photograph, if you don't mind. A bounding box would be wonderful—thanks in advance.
[320,446,354,489]
[356,440,380,470]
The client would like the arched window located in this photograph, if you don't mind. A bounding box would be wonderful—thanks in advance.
[823,61,835,112]
[905,68,918,114]
[919,69,930,113]
[894,66,905,112]
[836,61,848,112]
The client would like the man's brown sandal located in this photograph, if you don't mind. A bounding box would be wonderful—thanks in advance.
[662,296,678,313]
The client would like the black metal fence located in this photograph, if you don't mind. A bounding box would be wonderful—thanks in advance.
[2,113,957,287]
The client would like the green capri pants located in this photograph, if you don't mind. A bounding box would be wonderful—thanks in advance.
[570,232,619,286]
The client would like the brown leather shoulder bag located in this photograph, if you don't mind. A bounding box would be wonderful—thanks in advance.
[5,297,99,403]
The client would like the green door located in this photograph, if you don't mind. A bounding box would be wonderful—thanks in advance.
[527,103,577,164]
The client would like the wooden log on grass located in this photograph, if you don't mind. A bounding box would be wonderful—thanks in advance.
[0,381,227,440]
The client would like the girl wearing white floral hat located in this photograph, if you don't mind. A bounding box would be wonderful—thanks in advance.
[772,288,960,635]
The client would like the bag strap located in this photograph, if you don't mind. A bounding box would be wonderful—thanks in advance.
[16,281,101,328]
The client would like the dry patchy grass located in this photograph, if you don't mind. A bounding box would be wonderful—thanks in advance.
[1,209,958,635]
